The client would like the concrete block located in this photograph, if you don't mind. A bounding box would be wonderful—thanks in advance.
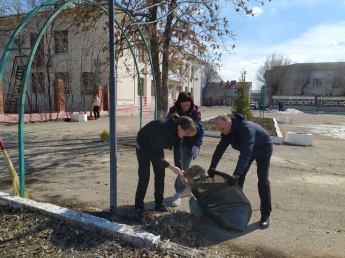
[286,132,313,146]
[276,117,290,123]
[271,118,283,144]
[71,114,87,122]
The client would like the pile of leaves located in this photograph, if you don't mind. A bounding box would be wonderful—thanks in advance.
[0,206,183,257]
[142,210,205,248]
[183,165,207,181]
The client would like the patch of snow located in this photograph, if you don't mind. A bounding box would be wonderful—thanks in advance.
[299,124,345,139]
[269,108,304,114]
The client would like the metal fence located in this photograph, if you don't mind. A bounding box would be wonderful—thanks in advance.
[2,93,94,114]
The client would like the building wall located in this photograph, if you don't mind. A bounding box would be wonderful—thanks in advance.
[0,10,202,115]
[272,95,345,112]
[266,63,345,98]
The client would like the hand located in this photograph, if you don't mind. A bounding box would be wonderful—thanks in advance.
[191,146,199,159]
[207,168,215,178]
[169,165,182,176]
[227,176,238,187]
[180,174,188,184]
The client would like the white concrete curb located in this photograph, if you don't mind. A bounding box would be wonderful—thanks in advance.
[204,131,221,137]
[0,191,208,257]
[271,118,283,145]
[275,117,290,123]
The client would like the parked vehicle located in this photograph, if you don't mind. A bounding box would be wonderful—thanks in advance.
[250,101,259,110]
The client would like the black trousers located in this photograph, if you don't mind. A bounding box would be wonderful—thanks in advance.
[135,147,165,210]
[237,155,272,217]
[93,106,100,118]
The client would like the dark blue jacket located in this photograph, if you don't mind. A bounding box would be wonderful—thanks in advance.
[136,117,183,169]
[210,114,273,177]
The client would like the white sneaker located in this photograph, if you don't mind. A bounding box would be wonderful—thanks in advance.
[172,193,181,207]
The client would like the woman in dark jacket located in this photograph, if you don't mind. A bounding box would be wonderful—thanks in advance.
[166,92,205,207]
[134,115,197,222]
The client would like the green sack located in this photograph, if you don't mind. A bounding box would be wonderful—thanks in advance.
[189,196,204,218]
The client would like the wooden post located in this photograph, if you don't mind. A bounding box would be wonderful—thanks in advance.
[53,79,65,112]
[103,86,109,111]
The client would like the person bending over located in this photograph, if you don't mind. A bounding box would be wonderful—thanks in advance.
[208,114,273,228]
[134,115,197,222]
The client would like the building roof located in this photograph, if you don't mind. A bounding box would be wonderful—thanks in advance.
[209,80,252,89]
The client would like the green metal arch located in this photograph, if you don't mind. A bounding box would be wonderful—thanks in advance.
[0,0,157,197]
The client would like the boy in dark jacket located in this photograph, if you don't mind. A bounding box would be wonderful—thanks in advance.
[208,114,273,228]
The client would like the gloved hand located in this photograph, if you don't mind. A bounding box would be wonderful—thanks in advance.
[191,146,199,159]
[207,168,215,178]
[227,176,238,187]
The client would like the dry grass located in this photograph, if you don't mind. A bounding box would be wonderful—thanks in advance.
[0,205,263,257]
[0,206,183,257]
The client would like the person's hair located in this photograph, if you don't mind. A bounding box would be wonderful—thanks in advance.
[177,116,198,135]
[215,115,231,123]
[173,92,194,112]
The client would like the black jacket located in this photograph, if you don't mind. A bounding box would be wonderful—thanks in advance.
[210,114,273,177]
[136,117,183,169]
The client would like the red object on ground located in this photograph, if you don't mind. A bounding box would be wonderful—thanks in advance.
[0,139,5,150]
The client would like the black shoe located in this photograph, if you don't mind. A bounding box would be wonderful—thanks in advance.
[154,203,171,212]
[260,216,270,229]
[134,209,144,222]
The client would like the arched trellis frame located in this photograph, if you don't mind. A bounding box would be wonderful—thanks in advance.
[0,0,157,198]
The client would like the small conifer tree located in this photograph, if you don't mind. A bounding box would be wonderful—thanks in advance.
[230,72,253,121]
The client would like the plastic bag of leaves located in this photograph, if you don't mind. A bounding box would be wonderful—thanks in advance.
[183,165,207,187]
[190,171,252,232]
[100,129,110,142]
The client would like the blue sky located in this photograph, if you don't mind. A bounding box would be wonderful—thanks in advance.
[220,0,345,89]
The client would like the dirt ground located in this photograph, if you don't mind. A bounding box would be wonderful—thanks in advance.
[1,107,345,257]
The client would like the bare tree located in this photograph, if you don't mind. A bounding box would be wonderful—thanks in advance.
[257,53,291,95]
[202,63,221,105]
[123,0,272,118]
[289,63,313,96]
[321,62,345,97]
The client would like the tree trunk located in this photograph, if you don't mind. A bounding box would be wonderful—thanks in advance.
[148,2,164,118]
[160,0,176,118]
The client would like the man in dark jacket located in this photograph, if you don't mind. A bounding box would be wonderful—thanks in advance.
[208,114,273,228]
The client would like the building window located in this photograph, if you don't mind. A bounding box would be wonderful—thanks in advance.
[313,78,322,86]
[179,62,184,75]
[138,77,145,96]
[151,80,155,97]
[191,66,195,79]
[81,72,95,95]
[185,63,190,75]
[55,72,70,94]
[30,32,44,66]
[138,46,145,62]
[334,78,341,87]
[54,31,68,54]
[31,73,45,94]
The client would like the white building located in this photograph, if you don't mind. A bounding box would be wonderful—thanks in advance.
[0,7,202,116]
